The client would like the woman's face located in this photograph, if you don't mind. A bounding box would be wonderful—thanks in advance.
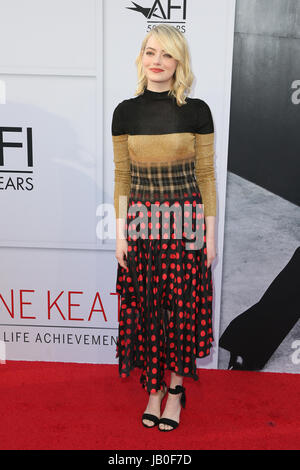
[142,35,178,89]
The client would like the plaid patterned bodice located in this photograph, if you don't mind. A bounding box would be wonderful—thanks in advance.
[130,158,200,202]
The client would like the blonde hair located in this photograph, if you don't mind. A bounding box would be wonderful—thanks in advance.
[135,25,194,106]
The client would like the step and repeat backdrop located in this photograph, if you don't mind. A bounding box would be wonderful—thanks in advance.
[1,0,298,374]
[0,0,234,368]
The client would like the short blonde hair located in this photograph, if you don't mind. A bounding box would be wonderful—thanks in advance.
[135,25,194,106]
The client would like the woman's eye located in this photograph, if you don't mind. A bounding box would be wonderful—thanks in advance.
[145,51,172,58]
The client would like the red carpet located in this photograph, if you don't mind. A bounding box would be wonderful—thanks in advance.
[0,361,299,450]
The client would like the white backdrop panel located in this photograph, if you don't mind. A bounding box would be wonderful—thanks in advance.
[103,0,236,369]
[0,0,96,72]
[0,247,119,363]
[0,76,99,248]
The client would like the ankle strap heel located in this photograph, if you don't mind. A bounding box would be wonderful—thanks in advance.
[142,380,168,428]
[158,385,187,432]
[167,385,186,409]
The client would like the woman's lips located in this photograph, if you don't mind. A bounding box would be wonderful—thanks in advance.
[150,68,164,73]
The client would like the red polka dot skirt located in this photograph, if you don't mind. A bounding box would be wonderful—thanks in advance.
[115,191,214,394]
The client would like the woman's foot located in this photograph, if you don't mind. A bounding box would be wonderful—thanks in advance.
[142,384,167,427]
[158,388,183,431]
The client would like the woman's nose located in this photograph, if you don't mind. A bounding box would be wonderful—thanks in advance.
[153,54,162,64]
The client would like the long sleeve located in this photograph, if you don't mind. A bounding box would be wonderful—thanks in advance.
[194,100,217,217]
[111,102,131,219]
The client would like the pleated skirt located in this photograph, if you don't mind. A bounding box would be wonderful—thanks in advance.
[115,190,214,394]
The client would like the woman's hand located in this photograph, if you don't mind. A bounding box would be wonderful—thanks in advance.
[204,216,217,269]
[206,235,217,269]
[116,238,128,270]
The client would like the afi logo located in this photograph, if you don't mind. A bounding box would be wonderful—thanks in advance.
[126,0,187,22]
[0,127,33,169]
[0,127,34,191]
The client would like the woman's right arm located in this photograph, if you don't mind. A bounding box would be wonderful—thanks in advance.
[112,103,131,270]
[116,218,128,269]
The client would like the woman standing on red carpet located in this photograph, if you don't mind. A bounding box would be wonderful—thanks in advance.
[112,25,217,432]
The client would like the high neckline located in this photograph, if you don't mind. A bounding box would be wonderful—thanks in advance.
[143,88,172,100]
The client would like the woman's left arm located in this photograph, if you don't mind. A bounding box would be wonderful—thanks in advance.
[194,100,217,269]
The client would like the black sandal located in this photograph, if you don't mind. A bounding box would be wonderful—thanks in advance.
[142,381,168,428]
[158,384,186,432]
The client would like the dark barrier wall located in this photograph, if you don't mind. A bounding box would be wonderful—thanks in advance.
[218,0,300,374]
[228,0,300,206]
